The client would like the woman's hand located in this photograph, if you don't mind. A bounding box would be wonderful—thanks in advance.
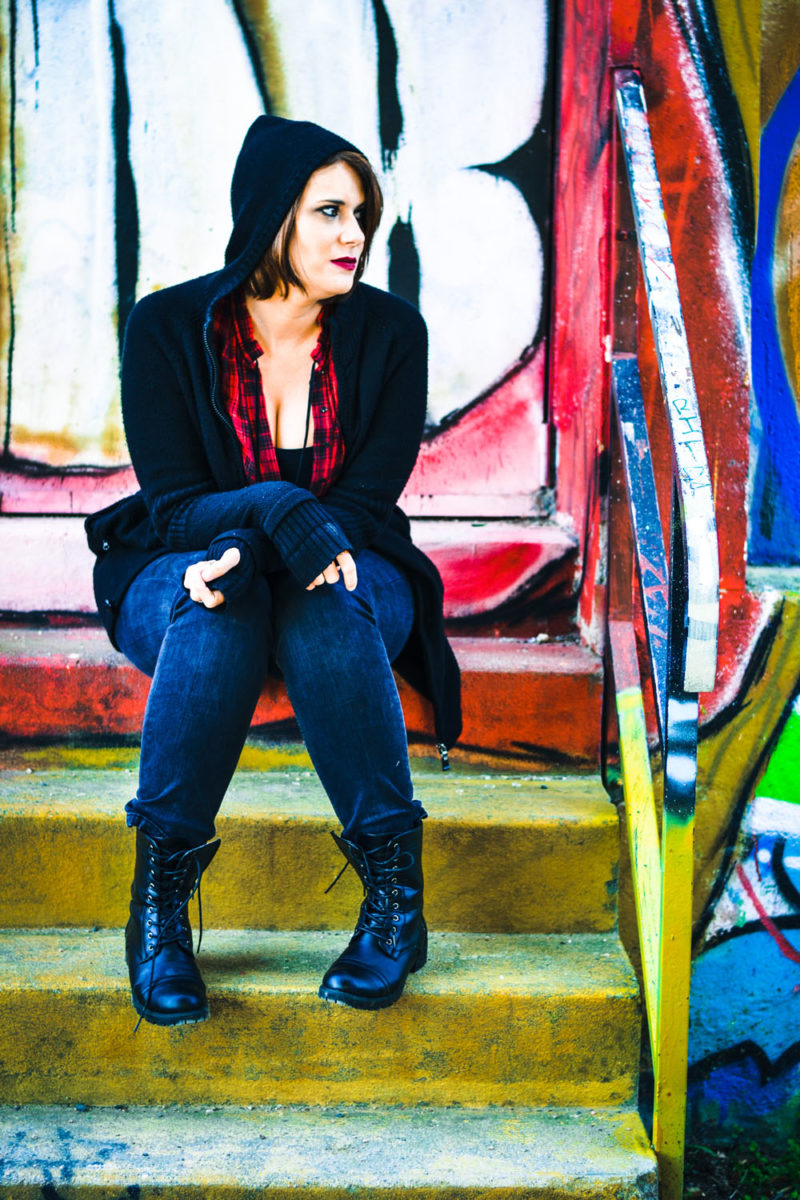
[306,550,358,592]
[183,546,241,608]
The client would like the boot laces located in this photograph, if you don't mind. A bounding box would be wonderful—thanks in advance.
[355,844,413,947]
[325,839,415,949]
[134,846,206,1034]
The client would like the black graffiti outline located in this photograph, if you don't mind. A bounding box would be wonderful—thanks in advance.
[688,1036,800,1090]
[702,911,800,954]
[773,836,800,912]
[108,0,139,364]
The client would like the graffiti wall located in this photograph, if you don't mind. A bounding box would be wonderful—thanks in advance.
[553,0,754,648]
[685,591,800,1143]
[0,0,555,525]
[681,1,800,1145]
[2,0,800,1149]
[749,9,800,564]
[586,0,800,1147]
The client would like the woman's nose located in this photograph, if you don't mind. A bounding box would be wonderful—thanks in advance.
[341,213,364,246]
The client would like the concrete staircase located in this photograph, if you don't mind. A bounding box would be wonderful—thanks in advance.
[0,732,657,1196]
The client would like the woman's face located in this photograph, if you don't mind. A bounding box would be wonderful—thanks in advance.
[289,162,366,300]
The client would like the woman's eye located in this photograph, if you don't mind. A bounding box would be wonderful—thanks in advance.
[320,205,339,218]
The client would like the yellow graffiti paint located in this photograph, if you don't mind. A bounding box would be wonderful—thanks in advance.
[236,1,289,115]
[694,593,800,932]
[762,0,800,124]
[775,129,800,412]
[715,0,760,194]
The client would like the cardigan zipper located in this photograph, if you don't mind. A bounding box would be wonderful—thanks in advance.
[203,309,234,431]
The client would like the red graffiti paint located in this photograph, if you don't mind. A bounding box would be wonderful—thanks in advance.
[736,863,800,967]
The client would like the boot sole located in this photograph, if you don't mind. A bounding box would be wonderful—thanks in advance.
[131,996,209,1026]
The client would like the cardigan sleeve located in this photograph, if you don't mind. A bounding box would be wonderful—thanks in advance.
[320,305,428,552]
[120,296,351,586]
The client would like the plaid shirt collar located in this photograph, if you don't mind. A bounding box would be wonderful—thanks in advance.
[214,288,345,494]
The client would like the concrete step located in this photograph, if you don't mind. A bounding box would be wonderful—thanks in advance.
[0,763,618,933]
[0,628,602,768]
[0,928,640,1108]
[1,513,577,618]
[0,1103,658,1197]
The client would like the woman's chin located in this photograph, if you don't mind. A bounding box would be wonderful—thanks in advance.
[318,279,357,302]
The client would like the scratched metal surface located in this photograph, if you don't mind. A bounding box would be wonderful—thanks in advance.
[615,70,719,695]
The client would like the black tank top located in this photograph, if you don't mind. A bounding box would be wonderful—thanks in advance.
[275,446,313,490]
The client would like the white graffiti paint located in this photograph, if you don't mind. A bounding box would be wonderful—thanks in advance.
[119,0,263,296]
[3,0,549,463]
[702,794,800,945]
[264,0,547,424]
[8,0,120,465]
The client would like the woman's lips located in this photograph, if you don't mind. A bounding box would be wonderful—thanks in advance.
[332,258,357,271]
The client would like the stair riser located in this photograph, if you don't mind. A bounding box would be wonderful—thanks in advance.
[0,632,602,766]
[0,991,639,1108]
[0,816,618,934]
[0,1184,656,1199]
[0,1103,659,1200]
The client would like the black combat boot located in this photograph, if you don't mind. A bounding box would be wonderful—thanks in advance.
[125,828,220,1027]
[319,823,426,1010]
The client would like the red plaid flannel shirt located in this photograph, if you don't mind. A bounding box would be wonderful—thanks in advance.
[213,289,345,496]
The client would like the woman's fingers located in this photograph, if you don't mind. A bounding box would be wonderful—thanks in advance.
[337,551,358,591]
[305,552,357,592]
[184,565,223,607]
[201,546,241,582]
[183,546,241,608]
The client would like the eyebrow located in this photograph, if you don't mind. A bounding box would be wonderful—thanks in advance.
[313,196,365,206]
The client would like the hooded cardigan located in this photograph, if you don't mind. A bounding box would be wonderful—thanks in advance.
[85,115,462,751]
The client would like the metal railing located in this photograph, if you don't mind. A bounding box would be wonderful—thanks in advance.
[603,68,719,1200]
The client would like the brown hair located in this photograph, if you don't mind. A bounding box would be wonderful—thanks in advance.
[247,150,383,300]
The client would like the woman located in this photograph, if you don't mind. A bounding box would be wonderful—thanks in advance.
[85,115,461,1027]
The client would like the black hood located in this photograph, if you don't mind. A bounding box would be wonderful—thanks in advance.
[223,115,359,280]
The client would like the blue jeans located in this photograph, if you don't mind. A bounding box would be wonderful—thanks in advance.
[115,549,425,845]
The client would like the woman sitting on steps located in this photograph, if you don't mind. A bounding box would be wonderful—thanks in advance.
[85,114,461,1027]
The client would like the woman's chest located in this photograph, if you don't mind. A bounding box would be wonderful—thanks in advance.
[256,349,315,449]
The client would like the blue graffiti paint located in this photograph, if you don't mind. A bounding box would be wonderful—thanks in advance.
[689,925,800,1125]
[751,68,800,564]
[688,1051,800,1134]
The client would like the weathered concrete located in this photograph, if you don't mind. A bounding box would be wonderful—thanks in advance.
[0,766,618,933]
[0,929,640,1108]
[0,629,602,767]
[0,1104,658,1198]
[1,515,577,617]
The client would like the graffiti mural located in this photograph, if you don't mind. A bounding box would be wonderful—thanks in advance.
[588,0,800,1147]
[688,629,800,1140]
[0,0,799,1151]
[749,67,800,564]
[0,0,555,523]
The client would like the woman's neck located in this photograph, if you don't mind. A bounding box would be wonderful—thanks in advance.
[246,289,321,356]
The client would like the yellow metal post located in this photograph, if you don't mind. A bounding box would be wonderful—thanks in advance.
[652,807,694,1200]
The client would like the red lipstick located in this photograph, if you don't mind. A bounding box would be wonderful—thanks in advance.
[332,258,357,271]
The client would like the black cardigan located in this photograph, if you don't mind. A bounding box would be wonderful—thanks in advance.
[86,277,462,749]
[86,114,461,750]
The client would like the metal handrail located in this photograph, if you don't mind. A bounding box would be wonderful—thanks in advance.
[614,71,718,698]
[605,68,719,1200]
